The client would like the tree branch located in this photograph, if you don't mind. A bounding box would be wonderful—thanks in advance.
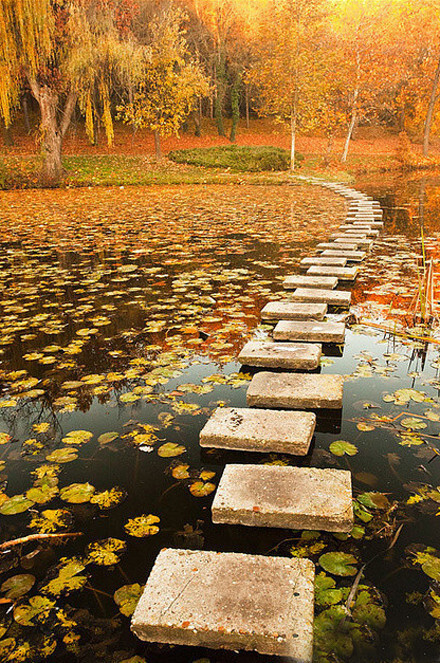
[0,532,83,552]
[60,90,78,137]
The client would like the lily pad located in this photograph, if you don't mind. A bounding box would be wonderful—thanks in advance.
[319,552,358,576]
[90,487,127,510]
[28,509,72,534]
[0,494,35,515]
[124,514,160,537]
[189,481,216,497]
[352,603,386,629]
[1,574,35,599]
[357,492,390,510]
[114,583,144,616]
[46,447,78,463]
[157,443,186,458]
[41,557,87,597]
[60,482,95,504]
[97,431,119,445]
[314,573,343,606]
[329,440,358,457]
[13,595,56,626]
[86,537,127,565]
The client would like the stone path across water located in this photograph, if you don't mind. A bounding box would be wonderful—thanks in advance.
[132,178,385,659]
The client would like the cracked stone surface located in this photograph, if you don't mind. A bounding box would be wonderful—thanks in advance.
[247,372,344,409]
[131,548,315,660]
[307,265,359,280]
[273,320,346,343]
[199,407,316,455]
[212,464,354,532]
[340,226,379,236]
[283,275,338,290]
[317,242,359,251]
[291,288,351,307]
[261,301,327,320]
[238,340,321,369]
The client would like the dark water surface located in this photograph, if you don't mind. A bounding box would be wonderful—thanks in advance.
[0,180,439,663]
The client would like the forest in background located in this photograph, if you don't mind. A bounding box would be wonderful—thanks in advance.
[2,0,440,184]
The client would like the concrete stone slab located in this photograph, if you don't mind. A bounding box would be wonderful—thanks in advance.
[342,227,379,237]
[301,256,347,267]
[261,301,327,320]
[212,464,354,533]
[317,242,359,251]
[291,287,351,307]
[307,265,359,280]
[273,320,346,343]
[247,371,344,409]
[333,237,373,250]
[283,275,338,290]
[199,406,316,455]
[238,340,321,369]
[352,221,383,229]
[320,249,366,262]
[131,548,314,660]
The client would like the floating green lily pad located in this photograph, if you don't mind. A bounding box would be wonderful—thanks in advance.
[60,482,95,504]
[0,494,35,515]
[114,583,144,616]
[319,552,358,576]
[1,574,35,599]
[329,440,358,457]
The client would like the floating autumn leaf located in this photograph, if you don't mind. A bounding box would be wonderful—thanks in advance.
[329,440,358,457]
[412,549,440,582]
[124,514,160,537]
[97,432,119,445]
[86,538,127,565]
[157,443,186,458]
[32,422,51,434]
[60,483,95,504]
[62,430,93,445]
[189,481,216,497]
[401,417,427,431]
[0,432,11,445]
[171,464,190,479]
[45,447,78,464]
[113,583,144,616]
[319,552,358,577]
[357,422,375,432]
[13,595,56,626]
[357,492,390,510]
[1,574,35,600]
[28,509,72,534]
[41,558,88,597]
[0,494,35,515]
[90,487,127,510]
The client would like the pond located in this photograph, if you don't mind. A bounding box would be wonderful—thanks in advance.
[0,179,439,663]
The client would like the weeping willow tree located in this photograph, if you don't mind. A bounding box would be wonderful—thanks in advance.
[0,0,142,183]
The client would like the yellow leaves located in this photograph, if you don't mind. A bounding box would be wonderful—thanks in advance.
[124,514,160,538]
[40,558,87,597]
[114,583,144,617]
[28,509,72,534]
[13,596,56,626]
[90,487,127,510]
[62,430,93,445]
[86,538,127,566]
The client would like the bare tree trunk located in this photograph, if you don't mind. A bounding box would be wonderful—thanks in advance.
[22,96,31,133]
[154,130,162,159]
[341,105,357,163]
[342,45,361,164]
[423,53,440,157]
[39,88,64,184]
[245,83,250,129]
[290,115,296,171]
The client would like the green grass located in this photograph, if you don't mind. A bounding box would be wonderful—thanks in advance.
[168,145,303,172]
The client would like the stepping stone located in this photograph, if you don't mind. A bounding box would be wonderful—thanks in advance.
[307,265,359,280]
[301,256,347,267]
[131,548,314,660]
[212,464,354,533]
[352,221,383,229]
[317,242,359,251]
[291,287,351,307]
[333,237,373,250]
[247,372,344,409]
[238,340,321,369]
[320,249,366,262]
[273,320,346,343]
[199,407,316,455]
[261,301,327,320]
[283,275,338,290]
[342,227,379,237]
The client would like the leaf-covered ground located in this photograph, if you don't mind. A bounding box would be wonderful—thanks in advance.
[0,181,439,663]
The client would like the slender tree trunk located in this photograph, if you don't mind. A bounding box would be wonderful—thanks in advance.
[341,87,359,163]
[423,53,440,157]
[229,74,241,143]
[2,124,14,146]
[22,96,31,133]
[215,53,227,137]
[245,83,250,129]
[290,115,296,172]
[154,130,162,159]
